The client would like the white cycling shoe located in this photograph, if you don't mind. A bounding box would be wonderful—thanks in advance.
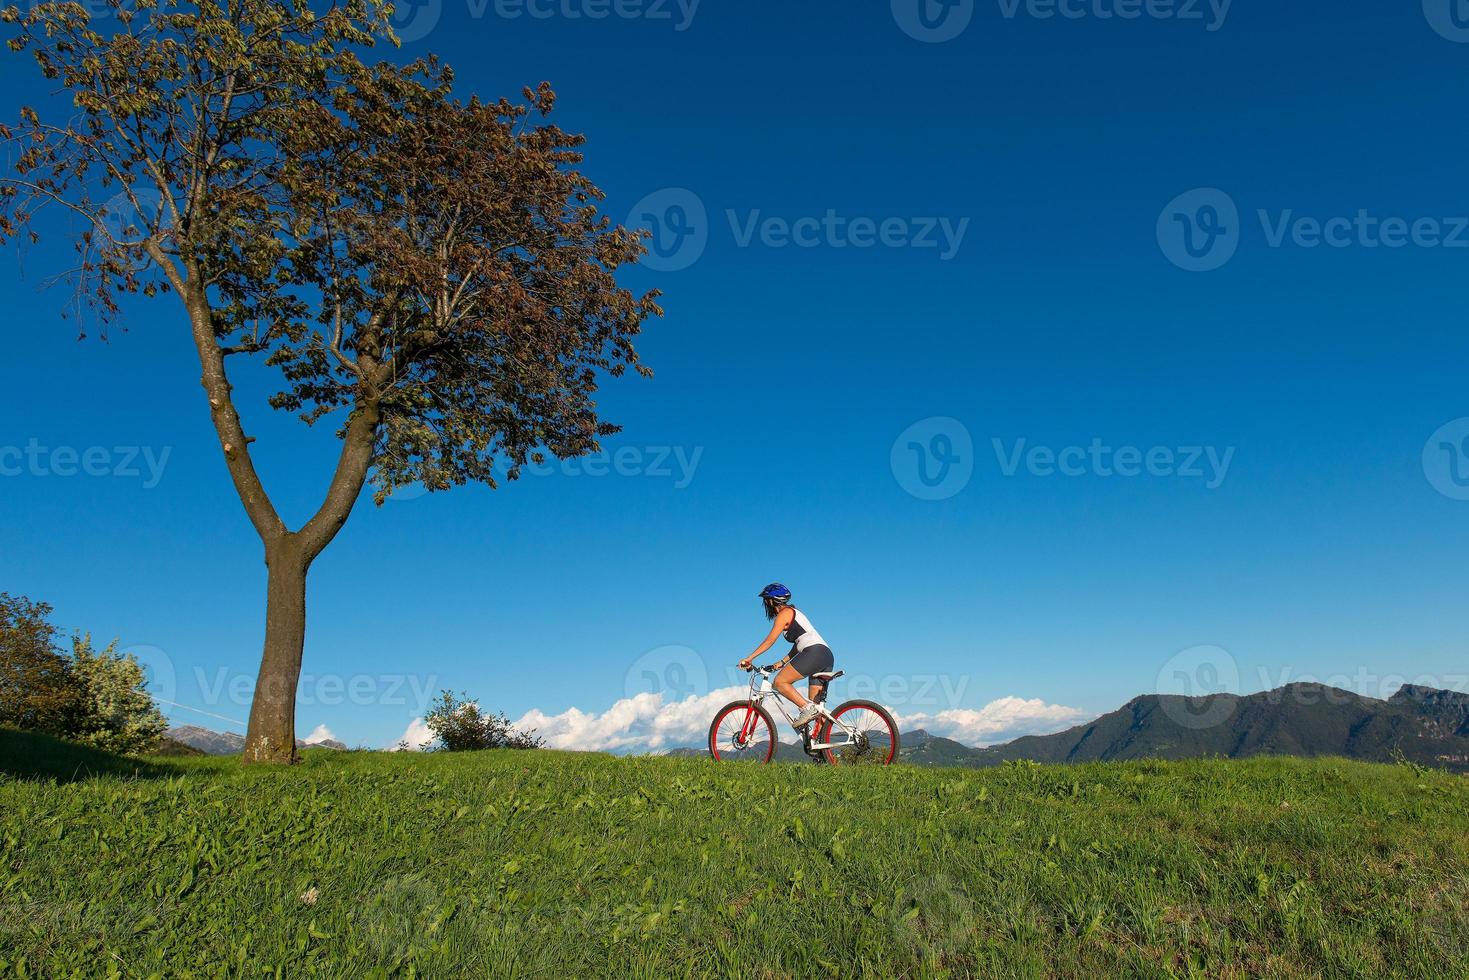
[792,702,822,729]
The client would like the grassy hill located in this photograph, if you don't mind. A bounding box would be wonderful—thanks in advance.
[2,731,1466,977]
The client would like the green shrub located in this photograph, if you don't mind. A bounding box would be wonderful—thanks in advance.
[424,690,542,751]
[67,634,167,754]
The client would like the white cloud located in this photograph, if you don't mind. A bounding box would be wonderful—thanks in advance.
[513,685,755,754]
[896,697,1088,747]
[509,690,1089,754]
[389,717,436,751]
[303,723,337,745]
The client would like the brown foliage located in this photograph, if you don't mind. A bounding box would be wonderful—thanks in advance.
[0,593,80,736]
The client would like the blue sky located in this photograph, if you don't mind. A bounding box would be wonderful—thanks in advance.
[4,0,1469,751]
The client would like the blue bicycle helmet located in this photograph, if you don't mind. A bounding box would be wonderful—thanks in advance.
[758,583,792,602]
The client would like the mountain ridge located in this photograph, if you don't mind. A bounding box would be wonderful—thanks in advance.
[165,725,347,755]
[899,683,1469,772]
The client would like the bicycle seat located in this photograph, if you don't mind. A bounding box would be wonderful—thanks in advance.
[811,670,843,682]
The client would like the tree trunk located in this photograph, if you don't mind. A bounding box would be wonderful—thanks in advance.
[242,540,310,764]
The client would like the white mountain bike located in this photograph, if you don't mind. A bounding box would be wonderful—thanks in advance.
[707,664,900,765]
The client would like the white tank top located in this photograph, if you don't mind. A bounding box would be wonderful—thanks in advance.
[783,607,827,652]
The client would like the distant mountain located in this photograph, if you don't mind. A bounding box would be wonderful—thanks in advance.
[900,729,981,768]
[306,737,348,751]
[899,684,1469,772]
[166,726,245,755]
[149,736,207,757]
[165,725,346,756]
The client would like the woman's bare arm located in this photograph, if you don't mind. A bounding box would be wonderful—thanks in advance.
[738,608,794,669]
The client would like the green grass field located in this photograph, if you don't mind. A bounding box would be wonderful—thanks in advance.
[2,731,1467,978]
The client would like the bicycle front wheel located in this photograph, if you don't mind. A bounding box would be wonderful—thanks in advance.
[708,701,778,764]
[820,699,900,766]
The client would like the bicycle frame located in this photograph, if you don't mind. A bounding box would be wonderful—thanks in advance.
[738,666,861,753]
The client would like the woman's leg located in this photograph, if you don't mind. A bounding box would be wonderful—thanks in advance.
[774,662,809,709]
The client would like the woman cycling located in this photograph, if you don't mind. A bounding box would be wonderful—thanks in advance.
[737,583,834,731]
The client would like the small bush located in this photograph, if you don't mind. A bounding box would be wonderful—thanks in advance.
[424,690,542,751]
[67,634,167,754]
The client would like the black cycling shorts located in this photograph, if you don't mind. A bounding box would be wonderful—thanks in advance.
[788,643,834,678]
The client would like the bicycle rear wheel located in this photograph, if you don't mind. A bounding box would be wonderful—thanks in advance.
[708,701,778,763]
[820,699,900,766]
